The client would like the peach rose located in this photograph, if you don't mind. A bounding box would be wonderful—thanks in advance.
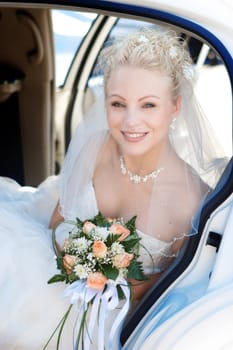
[83,221,96,234]
[63,254,76,274]
[112,253,134,268]
[109,223,130,241]
[92,241,108,258]
[87,272,107,290]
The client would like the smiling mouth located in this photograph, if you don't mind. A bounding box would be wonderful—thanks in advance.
[122,131,148,141]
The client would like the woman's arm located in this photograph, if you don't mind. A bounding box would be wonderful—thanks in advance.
[130,237,186,302]
[129,272,162,302]
[49,201,64,229]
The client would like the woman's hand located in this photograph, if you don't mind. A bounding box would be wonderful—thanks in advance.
[129,272,162,302]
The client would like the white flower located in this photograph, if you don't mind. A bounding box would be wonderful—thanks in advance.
[118,268,128,279]
[111,242,125,255]
[87,252,95,261]
[86,253,97,267]
[138,34,148,43]
[93,227,109,241]
[74,264,89,279]
[73,237,90,253]
[169,47,178,59]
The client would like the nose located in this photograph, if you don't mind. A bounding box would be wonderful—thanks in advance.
[124,107,141,128]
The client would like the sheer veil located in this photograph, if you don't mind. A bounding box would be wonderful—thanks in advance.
[59,28,228,260]
[59,87,109,220]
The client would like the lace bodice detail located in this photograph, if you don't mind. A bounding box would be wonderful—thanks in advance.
[59,183,175,274]
[137,230,174,274]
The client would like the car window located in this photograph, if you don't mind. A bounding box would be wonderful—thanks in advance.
[52,10,97,87]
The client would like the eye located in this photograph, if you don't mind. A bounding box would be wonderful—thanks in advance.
[111,101,125,108]
[142,102,156,108]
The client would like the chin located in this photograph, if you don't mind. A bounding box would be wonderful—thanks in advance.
[121,146,150,158]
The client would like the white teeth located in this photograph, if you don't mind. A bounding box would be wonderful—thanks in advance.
[124,133,145,138]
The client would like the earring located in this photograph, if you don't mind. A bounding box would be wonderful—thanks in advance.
[169,117,177,130]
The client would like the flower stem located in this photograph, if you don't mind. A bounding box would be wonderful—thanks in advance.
[52,225,61,257]
[75,304,89,350]
[43,304,73,350]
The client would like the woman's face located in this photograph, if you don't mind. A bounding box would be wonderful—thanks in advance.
[106,65,181,157]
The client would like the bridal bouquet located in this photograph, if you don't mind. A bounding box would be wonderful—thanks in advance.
[44,212,147,350]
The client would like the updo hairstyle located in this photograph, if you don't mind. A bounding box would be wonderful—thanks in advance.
[97,28,193,99]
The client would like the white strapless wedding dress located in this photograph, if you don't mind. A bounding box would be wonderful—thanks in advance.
[0,176,173,350]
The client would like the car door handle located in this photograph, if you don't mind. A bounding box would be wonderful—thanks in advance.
[16,10,44,65]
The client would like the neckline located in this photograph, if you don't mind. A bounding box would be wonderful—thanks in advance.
[137,229,173,246]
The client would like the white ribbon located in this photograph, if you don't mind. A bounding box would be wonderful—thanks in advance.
[64,278,130,350]
[108,281,130,350]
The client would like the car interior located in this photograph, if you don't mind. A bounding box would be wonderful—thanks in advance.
[0,3,232,345]
[0,7,55,186]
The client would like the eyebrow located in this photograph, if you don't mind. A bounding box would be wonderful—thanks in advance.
[107,94,125,100]
[107,94,160,100]
[139,95,160,100]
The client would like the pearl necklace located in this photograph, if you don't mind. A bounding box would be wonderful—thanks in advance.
[119,156,164,184]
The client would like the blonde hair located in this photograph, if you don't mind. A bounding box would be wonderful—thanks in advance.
[97,28,193,99]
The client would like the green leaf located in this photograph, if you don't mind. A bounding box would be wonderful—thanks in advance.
[117,284,128,300]
[125,216,137,231]
[106,233,119,246]
[56,256,65,271]
[67,273,78,284]
[93,212,109,227]
[75,217,84,230]
[47,274,66,284]
[122,237,140,250]
[101,264,119,280]
[127,261,148,281]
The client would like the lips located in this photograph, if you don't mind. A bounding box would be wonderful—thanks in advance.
[121,131,148,142]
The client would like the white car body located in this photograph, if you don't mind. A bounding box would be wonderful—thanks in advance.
[0,1,232,349]
[106,0,233,51]
[124,180,233,349]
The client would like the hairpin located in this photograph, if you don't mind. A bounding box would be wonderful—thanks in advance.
[168,47,178,59]
[138,34,148,43]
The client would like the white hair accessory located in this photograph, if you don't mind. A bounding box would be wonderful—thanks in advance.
[168,46,178,59]
[138,34,148,43]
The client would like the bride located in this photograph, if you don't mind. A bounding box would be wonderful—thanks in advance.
[0,28,226,349]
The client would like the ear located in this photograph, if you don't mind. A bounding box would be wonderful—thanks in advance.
[173,95,182,117]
